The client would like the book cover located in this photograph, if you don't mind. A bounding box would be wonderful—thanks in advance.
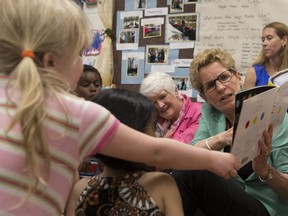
[231,68,288,167]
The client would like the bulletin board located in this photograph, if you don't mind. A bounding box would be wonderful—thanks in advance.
[113,0,198,95]
[111,0,288,95]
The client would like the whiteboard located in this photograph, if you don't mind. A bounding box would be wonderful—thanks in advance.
[195,0,288,73]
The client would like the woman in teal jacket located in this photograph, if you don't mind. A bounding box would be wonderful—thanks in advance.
[172,48,288,216]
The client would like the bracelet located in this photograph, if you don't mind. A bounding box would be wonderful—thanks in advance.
[258,165,273,183]
[205,137,211,150]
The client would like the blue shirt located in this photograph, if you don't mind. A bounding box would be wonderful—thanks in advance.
[254,64,270,86]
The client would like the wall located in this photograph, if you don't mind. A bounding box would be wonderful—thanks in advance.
[113,0,197,93]
[110,0,288,94]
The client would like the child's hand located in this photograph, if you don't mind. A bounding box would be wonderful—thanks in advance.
[209,151,240,179]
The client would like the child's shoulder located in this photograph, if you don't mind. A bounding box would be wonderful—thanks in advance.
[140,171,175,185]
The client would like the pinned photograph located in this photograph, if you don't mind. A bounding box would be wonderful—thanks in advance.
[172,77,191,91]
[143,24,161,38]
[184,0,199,4]
[170,0,184,13]
[119,30,136,44]
[166,13,198,42]
[127,57,139,77]
[146,45,169,64]
[85,0,97,5]
[135,0,147,10]
[123,16,140,29]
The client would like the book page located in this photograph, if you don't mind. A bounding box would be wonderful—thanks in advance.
[269,68,288,87]
[233,85,275,140]
[231,88,277,167]
[271,81,288,131]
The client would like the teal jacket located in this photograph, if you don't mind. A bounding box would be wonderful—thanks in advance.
[191,103,288,216]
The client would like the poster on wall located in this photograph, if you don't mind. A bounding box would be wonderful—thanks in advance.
[194,0,288,73]
[83,30,105,56]
[82,3,105,66]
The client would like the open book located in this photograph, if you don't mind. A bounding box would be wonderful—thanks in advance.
[231,68,288,167]
[268,68,288,86]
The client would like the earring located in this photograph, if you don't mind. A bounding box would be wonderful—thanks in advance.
[239,80,243,90]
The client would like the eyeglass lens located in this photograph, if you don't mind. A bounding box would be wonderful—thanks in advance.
[203,70,233,93]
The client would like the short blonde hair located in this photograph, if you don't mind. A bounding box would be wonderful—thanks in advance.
[190,48,236,93]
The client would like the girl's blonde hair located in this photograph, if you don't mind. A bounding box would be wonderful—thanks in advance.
[0,0,91,200]
[253,22,288,70]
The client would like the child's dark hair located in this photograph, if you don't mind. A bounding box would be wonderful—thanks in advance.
[91,88,158,171]
[83,64,102,85]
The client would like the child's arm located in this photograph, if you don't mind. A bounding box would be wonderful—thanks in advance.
[100,123,240,179]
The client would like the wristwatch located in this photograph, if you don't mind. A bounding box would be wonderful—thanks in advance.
[258,165,273,183]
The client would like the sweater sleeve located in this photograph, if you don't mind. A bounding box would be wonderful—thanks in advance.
[78,101,120,160]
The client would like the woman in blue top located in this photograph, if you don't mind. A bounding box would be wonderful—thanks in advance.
[244,22,288,89]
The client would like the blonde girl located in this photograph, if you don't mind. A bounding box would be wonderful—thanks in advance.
[0,0,239,215]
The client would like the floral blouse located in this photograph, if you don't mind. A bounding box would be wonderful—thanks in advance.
[75,171,164,216]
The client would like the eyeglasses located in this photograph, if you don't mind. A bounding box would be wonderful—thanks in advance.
[201,69,235,93]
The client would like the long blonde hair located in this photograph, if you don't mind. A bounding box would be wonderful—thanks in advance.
[253,22,288,70]
[0,0,91,199]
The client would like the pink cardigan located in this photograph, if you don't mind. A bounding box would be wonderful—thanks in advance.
[159,94,202,143]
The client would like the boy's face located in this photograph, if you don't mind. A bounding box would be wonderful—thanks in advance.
[75,71,102,100]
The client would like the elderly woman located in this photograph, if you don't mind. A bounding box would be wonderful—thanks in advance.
[140,71,202,143]
[172,48,288,216]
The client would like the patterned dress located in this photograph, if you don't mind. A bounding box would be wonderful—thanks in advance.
[76,171,164,216]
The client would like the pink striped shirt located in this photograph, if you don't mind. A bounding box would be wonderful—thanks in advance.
[0,76,119,215]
